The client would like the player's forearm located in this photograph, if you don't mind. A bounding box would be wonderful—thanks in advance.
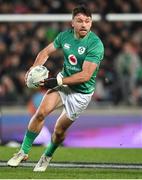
[32,43,56,67]
[43,61,97,89]
[33,48,49,67]
[63,71,91,85]
[43,71,91,89]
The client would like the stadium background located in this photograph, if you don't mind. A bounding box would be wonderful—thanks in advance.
[0,0,142,148]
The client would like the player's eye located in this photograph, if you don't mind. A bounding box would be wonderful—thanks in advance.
[77,19,82,23]
[85,20,90,23]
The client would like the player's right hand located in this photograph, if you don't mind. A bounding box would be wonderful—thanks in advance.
[25,70,30,85]
[24,67,34,85]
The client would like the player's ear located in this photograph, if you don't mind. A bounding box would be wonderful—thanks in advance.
[71,19,74,28]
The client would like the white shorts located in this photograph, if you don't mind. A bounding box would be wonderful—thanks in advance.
[57,85,93,121]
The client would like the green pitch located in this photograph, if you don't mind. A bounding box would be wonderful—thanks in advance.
[0,146,142,179]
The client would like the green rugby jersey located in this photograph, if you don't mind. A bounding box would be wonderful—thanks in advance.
[53,29,104,94]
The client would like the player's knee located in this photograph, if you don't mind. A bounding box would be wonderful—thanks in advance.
[34,110,46,122]
[40,104,53,116]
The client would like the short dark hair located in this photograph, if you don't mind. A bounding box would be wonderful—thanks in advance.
[72,5,92,18]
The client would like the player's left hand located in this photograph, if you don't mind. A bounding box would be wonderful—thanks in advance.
[41,78,58,89]
[40,76,63,89]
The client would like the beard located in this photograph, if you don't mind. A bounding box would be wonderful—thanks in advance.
[79,29,88,37]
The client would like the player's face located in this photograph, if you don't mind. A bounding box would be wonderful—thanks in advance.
[72,13,92,38]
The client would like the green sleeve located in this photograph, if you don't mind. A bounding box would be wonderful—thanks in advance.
[85,41,104,64]
[53,32,62,49]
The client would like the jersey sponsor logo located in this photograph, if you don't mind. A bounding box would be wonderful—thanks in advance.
[68,54,77,65]
[78,46,86,55]
[64,43,71,50]
[66,65,81,71]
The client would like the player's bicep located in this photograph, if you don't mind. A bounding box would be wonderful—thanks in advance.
[82,61,98,79]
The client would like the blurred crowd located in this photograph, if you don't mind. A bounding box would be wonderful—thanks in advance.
[0,0,142,14]
[0,1,142,106]
[93,21,142,106]
[0,22,64,104]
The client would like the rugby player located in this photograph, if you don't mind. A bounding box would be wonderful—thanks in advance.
[7,5,104,172]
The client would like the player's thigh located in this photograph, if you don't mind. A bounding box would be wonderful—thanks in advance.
[37,89,63,115]
[54,110,74,133]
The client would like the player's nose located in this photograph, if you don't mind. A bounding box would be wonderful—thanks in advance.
[81,22,86,27]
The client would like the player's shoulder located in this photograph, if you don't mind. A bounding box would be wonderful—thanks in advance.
[56,29,72,43]
[88,31,103,44]
[59,29,72,37]
[88,31,104,49]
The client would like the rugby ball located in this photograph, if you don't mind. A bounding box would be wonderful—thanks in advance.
[26,65,49,88]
